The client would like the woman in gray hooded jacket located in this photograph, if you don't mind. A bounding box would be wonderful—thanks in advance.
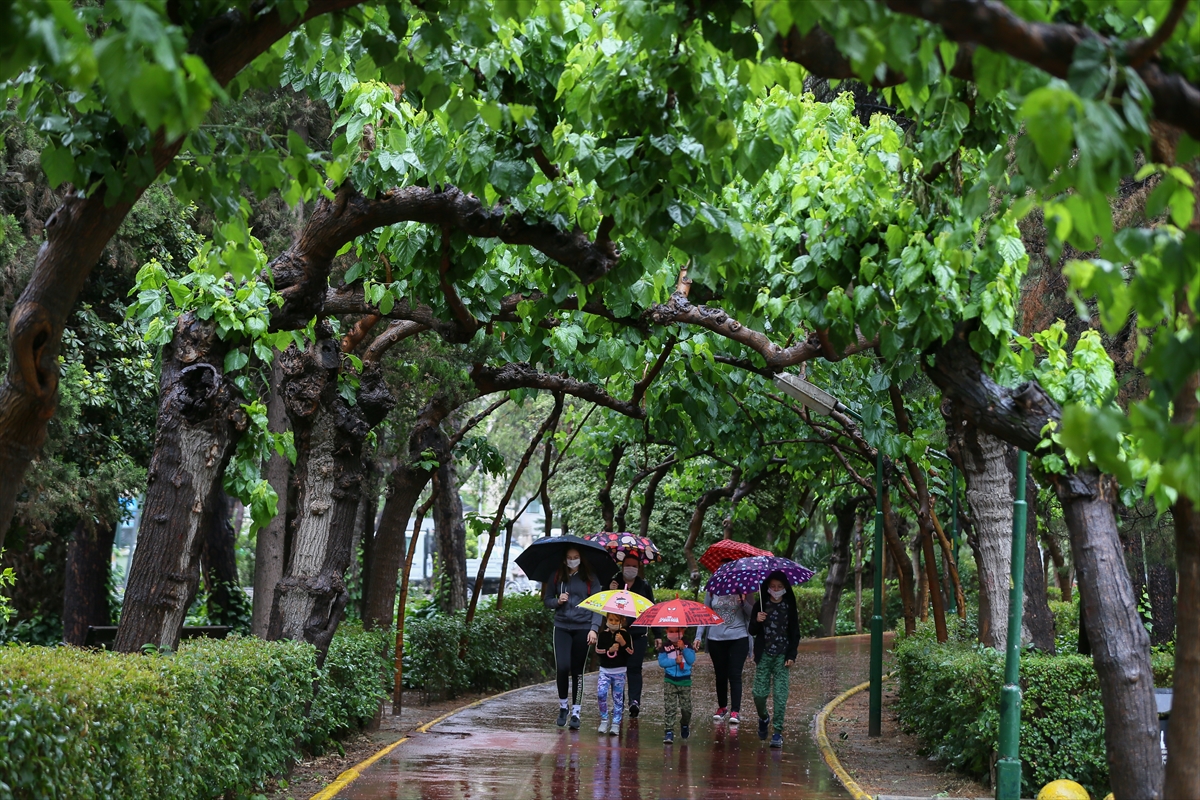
[543,547,601,729]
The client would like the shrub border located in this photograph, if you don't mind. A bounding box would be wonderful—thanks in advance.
[309,677,556,800]
[814,675,892,800]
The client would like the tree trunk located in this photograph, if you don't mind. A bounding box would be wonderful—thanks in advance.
[915,542,928,622]
[945,408,1013,649]
[362,397,452,630]
[201,489,243,628]
[392,495,431,714]
[818,499,861,637]
[62,519,117,646]
[598,443,625,531]
[638,461,672,538]
[431,429,468,613]
[1147,564,1176,646]
[1021,470,1056,652]
[1163,367,1199,798]
[467,394,561,625]
[348,454,380,619]
[115,314,244,653]
[0,195,138,551]
[854,516,864,634]
[267,336,394,662]
[1117,504,1150,624]
[1165,495,1198,798]
[1042,527,1072,602]
[362,464,431,629]
[683,469,740,581]
[251,355,290,637]
[882,493,917,635]
[1056,469,1163,800]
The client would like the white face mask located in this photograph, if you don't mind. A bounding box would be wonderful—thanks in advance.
[622,567,639,581]
[607,620,621,631]
[666,632,681,643]
[768,588,786,601]
[566,557,581,570]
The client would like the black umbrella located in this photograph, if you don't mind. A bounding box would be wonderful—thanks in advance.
[515,534,616,584]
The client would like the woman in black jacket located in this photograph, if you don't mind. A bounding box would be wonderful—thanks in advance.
[607,553,656,718]
[544,547,601,729]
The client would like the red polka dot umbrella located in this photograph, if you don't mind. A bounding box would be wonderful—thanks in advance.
[699,539,772,573]
[631,595,724,628]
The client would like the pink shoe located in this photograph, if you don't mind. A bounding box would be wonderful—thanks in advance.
[729,711,740,725]
[713,706,727,721]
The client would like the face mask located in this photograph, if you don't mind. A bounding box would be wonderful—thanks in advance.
[566,557,581,570]
[622,567,639,581]
[607,620,621,631]
[666,632,681,643]
[768,588,786,601]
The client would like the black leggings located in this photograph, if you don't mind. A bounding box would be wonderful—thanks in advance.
[707,636,750,712]
[626,635,648,705]
[554,627,590,705]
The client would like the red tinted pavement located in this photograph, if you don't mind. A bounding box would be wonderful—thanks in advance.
[335,633,891,799]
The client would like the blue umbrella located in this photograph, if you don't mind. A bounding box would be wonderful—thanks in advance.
[704,555,815,596]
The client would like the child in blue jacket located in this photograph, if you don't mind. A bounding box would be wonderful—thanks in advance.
[656,626,696,743]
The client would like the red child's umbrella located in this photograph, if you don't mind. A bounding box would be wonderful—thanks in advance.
[631,596,723,628]
[699,539,771,573]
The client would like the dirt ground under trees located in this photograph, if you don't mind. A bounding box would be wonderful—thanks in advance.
[265,691,490,800]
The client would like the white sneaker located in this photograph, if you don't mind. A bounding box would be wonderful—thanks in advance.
[597,718,610,734]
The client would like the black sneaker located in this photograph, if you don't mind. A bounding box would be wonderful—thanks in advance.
[681,724,690,740]
[557,708,568,727]
[569,713,581,730]
[770,732,784,748]
[663,729,674,744]
[758,715,769,740]
[629,701,640,718]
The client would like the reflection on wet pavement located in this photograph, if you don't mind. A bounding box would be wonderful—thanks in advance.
[337,633,893,799]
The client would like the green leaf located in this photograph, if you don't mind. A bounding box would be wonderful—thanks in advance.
[1019,87,1079,169]
[41,145,75,188]
[224,350,249,372]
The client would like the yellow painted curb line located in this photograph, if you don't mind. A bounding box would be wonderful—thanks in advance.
[309,679,551,800]
[814,673,894,800]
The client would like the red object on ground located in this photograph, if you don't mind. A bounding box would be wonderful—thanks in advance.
[632,596,724,627]
[699,540,771,573]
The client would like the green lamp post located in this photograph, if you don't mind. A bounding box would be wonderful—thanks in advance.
[774,374,886,737]
[996,450,1028,800]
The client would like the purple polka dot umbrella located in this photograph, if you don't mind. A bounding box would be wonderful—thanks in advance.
[704,555,815,596]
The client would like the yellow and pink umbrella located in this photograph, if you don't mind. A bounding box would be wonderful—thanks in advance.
[578,589,654,618]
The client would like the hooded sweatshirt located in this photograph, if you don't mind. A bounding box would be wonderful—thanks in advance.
[748,571,800,663]
[542,569,602,632]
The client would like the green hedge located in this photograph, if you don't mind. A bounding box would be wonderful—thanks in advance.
[895,621,1174,798]
[0,629,390,800]
[403,593,555,698]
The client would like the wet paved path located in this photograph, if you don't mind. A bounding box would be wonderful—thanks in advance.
[337,633,893,800]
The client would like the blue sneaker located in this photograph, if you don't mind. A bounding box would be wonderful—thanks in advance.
[557,708,568,727]
[758,715,770,740]
[681,724,690,740]
[663,729,674,744]
[770,732,784,749]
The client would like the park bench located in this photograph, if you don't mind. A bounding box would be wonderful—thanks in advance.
[82,625,231,650]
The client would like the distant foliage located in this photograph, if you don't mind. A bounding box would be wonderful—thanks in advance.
[403,593,554,698]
